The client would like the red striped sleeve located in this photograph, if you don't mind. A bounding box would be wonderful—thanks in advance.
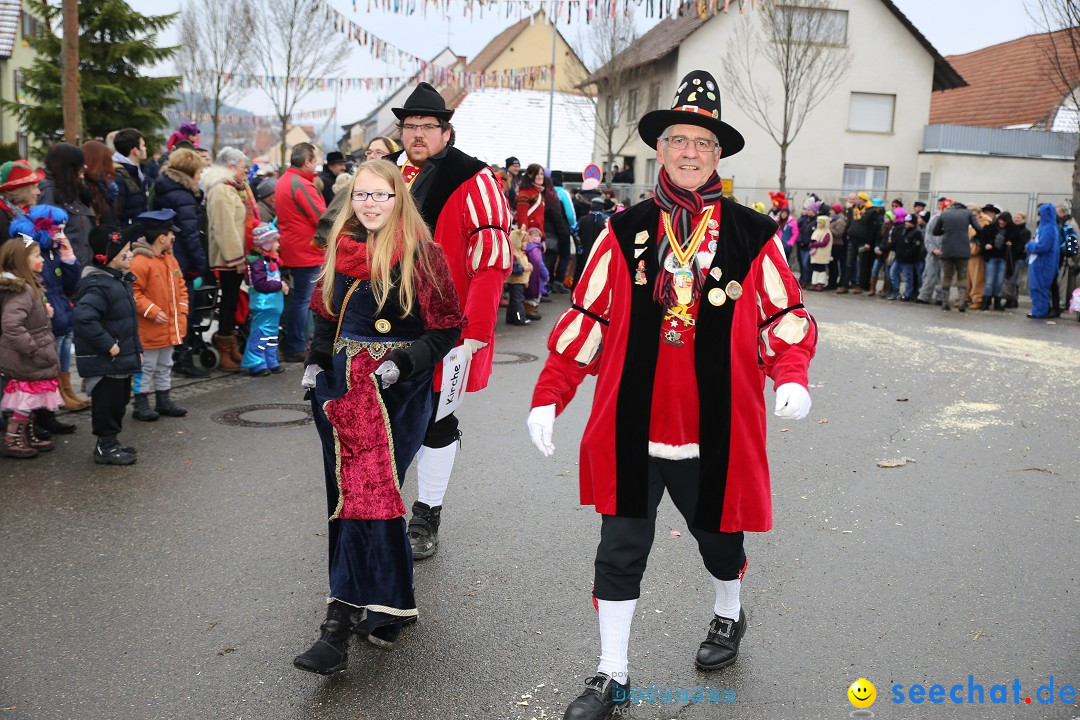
[754,233,816,387]
[546,223,616,372]
[464,168,512,277]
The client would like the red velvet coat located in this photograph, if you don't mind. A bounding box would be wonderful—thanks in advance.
[532,198,816,532]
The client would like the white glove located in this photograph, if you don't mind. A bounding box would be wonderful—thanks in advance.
[774,383,811,420]
[526,404,556,457]
[301,364,322,389]
[374,360,400,389]
[462,338,488,358]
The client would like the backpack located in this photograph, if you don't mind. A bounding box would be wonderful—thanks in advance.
[1061,223,1078,258]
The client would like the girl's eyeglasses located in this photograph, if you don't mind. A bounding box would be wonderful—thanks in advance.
[351,191,395,202]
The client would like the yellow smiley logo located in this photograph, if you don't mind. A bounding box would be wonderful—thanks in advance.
[848,678,876,709]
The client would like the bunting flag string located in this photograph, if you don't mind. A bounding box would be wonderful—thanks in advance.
[165,107,336,127]
[190,64,555,95]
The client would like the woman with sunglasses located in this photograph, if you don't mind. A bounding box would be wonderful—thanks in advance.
[293,159,463,675]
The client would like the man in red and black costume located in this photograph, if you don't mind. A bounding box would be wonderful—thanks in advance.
[527,70,817,720]
[391,82,512,559]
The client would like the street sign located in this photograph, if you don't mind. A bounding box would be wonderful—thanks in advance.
[583,164,602,182]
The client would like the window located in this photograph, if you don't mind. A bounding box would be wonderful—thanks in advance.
[16,132,28,158]
[848,92,895,133]
[918,172,931,204]
[843,164,888,193]
[774,6,848,45]
[626,88,639,124]
[645,159,658,185]
[648,82,661,111]
[606,95,621,127]
[14,69,26,105]
[20,11,40,41]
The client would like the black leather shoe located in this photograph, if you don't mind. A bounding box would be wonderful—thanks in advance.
[293,602,353,675]
[695,609,746,671]
[563,673,630,720]
[35,409,76,435]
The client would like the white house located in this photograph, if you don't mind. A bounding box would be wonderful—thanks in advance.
[589,0,964,204]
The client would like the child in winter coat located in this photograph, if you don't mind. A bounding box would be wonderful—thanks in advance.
[523,227,549,321]
[889,210,922,301]
[11,205,89,435]
[129,209,190,421]
[73,225,143,465]
[506,228,533,325]
[807,215,832,290]
[0,237,62,458]
[242,225,290,376]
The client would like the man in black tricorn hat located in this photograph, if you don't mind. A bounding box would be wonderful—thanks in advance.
[527,70,818,719]
[386,82,512,560]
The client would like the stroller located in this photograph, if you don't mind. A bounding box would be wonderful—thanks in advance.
[188,275,251,370]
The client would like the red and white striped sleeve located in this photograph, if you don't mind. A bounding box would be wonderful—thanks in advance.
[532,224,619,412]
[464,168,512,277]
[754,233,817,388]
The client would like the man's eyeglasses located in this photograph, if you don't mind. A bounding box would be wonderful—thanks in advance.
[662,135,720,153]
[401,123,442,134]
[351,191,396,202]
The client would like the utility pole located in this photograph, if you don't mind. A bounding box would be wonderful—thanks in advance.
[61,0,79,143]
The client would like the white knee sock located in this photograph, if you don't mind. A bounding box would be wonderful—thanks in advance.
[712,576,741,619]
[596,599,636,682]
[416,443,456,507]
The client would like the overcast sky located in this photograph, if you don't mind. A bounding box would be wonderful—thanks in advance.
[126,0,1043,133]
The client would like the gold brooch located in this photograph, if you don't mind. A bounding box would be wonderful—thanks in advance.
[725,280,743,300]
[708,288,727,306]
[374,319,391,334]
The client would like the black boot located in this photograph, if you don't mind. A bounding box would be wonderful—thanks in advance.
[155,390,187,417]
[994,296,1004,311]
[34,409,76,435]
[293,601,353,675]
[173,348,210,378]
[563,673,630,720]
[980,296,992,311]
[695,609,746,671]
[408,501,442,560]
[94,437,137,466]
[132,394,159,421]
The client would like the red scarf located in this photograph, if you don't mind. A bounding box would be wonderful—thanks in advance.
[333,230,406,281]
[653,168,725,308]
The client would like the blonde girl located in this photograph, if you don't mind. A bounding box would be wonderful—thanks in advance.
[294,159,464,675]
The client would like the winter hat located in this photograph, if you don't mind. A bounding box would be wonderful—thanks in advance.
[0,159,45,192]
[255,177,278,200]
[857,192,870,202]
[88,224,127,266]
[10,205,69,248]
[253,224,280,251]
[816,215,829,227]
[831,203,843,214]
[505,156,520,169]
[581,177,600,191]
[871,197,885,208]
[589,196,605,210]
[893,207,909,223]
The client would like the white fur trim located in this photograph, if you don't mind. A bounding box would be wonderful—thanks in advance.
[648,441,700,460]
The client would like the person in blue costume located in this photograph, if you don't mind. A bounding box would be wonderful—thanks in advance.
[293,159,464,675]
[1025,203,1060,319]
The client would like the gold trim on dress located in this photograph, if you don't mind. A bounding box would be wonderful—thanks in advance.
[334,337,413,361]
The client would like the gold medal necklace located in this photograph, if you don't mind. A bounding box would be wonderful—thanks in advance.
[662,206,713,305]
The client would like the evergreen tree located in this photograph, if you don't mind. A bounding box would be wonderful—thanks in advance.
[4,0,180,154]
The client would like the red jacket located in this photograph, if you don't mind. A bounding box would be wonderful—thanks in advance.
[275,167,326,268]
[429,167,512,392]
[532,199,816,532]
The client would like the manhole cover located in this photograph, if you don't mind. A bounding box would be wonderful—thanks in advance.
[211,403,314,428]
[491,351,538,365]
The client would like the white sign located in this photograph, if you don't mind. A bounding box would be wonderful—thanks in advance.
[435,346,471,421]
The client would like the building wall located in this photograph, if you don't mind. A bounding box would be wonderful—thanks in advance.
[485,18,587,94]
[599,0,936,195]
[0,9,38,150]
[917,151,1074,214]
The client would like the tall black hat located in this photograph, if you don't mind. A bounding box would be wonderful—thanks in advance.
[392,82,454,121]
[637,70,745,158]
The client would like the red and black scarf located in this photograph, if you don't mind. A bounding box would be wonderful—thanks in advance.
[653,168,724,308]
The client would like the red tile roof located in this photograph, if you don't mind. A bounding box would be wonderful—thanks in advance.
[929,28,1080,129]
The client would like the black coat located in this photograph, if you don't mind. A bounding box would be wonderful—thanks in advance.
[114,159,148,226]
[72,266,143,378]
[544,192,571,245]
[318,169,338,206]
[895,226,924,264]
[152,169,208,276]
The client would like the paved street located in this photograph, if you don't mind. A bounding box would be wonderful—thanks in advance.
[2,292,1078,720]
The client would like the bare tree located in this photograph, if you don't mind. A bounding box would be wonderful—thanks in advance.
[177,0,256,156]
[723,0,852,193]
[249,0,351,166]
[573,11,639,185]
[1029,0,1080,215]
